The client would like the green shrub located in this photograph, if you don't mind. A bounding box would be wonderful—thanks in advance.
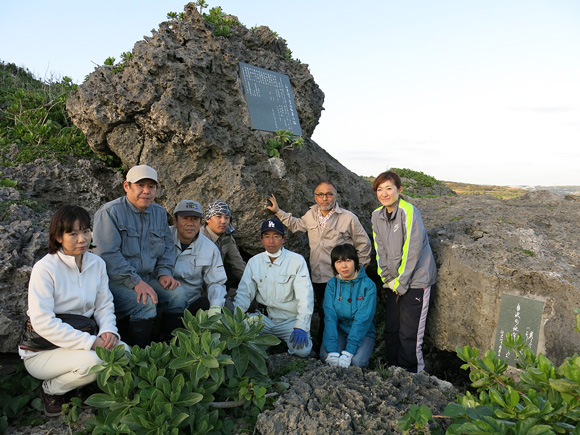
[399,309,580,434]
[392,167,442,188]
[0,61,94,165]
[0,364,45,430]
[87,308,281,434]
[264,129,304,158]
[203,6,240,37]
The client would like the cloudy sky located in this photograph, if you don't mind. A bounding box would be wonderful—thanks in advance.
[2,0,579,186]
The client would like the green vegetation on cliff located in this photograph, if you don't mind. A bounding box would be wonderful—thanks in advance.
[0,61,97,166]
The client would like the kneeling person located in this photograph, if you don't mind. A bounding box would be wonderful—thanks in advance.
[234,219,314,357]
[171,200,227,316]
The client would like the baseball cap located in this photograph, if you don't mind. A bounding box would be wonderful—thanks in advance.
[174,200,203,217]
[260,218,285,235]
[126,165,159,184]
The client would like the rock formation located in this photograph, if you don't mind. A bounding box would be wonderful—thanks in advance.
[65,3,377,257]
[414,192,580,365]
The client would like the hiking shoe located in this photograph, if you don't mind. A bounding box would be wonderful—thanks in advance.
[40,389,66,417]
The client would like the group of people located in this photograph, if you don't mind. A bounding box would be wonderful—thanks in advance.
[18,164,437,417]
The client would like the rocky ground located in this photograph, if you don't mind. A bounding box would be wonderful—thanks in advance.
[3,353,458,434]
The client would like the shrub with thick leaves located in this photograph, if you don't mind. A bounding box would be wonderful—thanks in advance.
[399,309,580,435]
[87,307,280,434]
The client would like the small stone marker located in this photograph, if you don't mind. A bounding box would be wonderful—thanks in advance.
[238,62,302,135]
[494,294,544,366]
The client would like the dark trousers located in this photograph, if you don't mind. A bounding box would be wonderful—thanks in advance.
[312,282,328,349]
[187,297,210,316]
[384,286,432,372]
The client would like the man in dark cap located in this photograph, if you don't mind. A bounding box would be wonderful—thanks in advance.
[233,219,314,357]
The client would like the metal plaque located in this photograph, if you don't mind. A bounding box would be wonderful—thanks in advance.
[238,62,302,135]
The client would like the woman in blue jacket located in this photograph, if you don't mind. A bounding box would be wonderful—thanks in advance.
[321,244,376,368]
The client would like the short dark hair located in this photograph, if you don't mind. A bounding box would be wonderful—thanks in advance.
[48,205,91,254]
[372,170,402,192]
[330,244,359,275]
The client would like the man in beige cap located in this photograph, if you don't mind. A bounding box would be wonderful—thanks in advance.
[93,165,188,347]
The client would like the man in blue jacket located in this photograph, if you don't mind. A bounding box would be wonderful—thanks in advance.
[93,165,188,347]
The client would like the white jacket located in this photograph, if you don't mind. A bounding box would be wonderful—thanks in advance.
[19,250,118,358]
[170,227,227,306]
[234,248,314,332]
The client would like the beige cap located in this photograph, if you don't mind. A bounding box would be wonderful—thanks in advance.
[126,165,158,184]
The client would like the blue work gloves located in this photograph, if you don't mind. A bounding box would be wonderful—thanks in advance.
[289,328,308,349]
[338,350,353,368]
[325,352,340,367]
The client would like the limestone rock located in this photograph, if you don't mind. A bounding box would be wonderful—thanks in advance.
[413,191,580,365]
[66,3,376,256]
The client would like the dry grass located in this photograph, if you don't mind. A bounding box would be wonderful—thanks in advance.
[444,181,528,199]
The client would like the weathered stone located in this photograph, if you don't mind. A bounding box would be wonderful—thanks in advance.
[413,191,580,365]
[65,3,376,258]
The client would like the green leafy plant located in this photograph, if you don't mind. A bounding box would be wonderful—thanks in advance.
[86,308,280,434]
[0,62,95,166]
[398,308,580,434]
[103,51,133,73]
[264,129,305,158]
[203,6,240,37]
[195,0,209,14]
[0,363,45,430]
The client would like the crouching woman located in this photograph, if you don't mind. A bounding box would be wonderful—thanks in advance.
[321,244,377,368]
[18,205,125,416]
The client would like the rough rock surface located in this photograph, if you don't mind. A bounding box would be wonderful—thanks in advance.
[0,159,122,352]
[66,3,377,256]
[414,192,580,365]
[4,354,456,434]
[257,354,455,434]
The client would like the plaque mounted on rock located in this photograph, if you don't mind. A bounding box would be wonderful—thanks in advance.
[238,62,302,136]
[494,294,545,367]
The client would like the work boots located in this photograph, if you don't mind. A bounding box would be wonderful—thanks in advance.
[126,319,155,348]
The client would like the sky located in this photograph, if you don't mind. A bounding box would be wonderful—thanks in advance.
[2,1,579,186]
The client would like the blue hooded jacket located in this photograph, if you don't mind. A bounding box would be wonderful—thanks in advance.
[323,267,376,355]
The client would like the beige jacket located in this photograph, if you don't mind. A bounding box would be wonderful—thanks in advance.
[276,204,371,283]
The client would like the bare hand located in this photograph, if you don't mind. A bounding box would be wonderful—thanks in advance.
[134,280,158,304]
[92,332,119,350]
[159,275,180,290]
[267,194,280,213]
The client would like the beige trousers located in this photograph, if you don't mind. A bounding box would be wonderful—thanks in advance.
[23,348,103,395]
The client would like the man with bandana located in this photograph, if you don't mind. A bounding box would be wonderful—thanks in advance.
[267,181,372,352]
[234,219,314,357]
[201,200,246,293]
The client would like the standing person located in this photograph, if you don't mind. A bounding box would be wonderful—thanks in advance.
[267,181,372,350]
[201,200,246,293]
[93,165,187,347]
[371,170,437,373]
[19,205,123,416]
[321,244,376,369]
[233,219,314,358]
[170,199,227,316]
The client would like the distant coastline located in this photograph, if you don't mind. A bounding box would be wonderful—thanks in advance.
[515,185,580,196]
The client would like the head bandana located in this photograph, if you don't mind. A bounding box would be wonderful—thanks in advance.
[205,200,235,233]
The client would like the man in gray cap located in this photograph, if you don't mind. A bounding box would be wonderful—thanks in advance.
[234,219,314,358]
[93,165,188,347]
[170,200,227,316]
[201,200,246,291]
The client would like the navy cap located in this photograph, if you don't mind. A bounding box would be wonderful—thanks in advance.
[260,218,285,235]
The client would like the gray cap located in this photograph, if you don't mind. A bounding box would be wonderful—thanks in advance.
[174,200,203,217]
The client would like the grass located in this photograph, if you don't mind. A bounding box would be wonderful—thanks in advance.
[444,181,527,199]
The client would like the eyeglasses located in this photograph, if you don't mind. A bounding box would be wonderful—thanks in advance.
[262,234,283,240]
[315,192,335,198]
